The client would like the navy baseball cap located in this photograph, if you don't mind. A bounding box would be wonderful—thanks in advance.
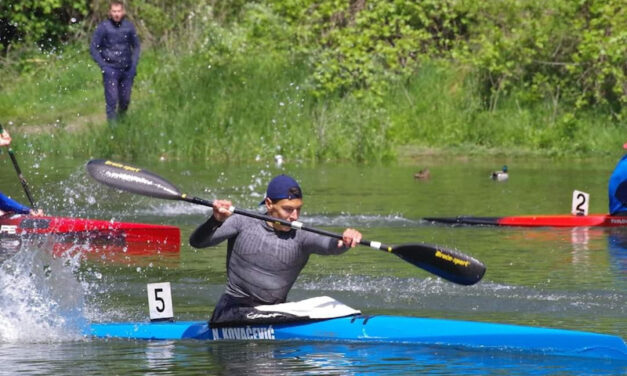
[260,174,302,205]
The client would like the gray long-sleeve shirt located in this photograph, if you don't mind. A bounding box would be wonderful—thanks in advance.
[190,215,349,305]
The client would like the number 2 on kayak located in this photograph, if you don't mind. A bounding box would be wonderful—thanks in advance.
[571,190,590,216]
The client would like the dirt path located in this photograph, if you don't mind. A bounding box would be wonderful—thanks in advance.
[16,113,106,135]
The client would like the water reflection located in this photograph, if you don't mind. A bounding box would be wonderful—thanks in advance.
[144,341,177,374]
[0,337,624,375]
[126,340,627,375]
[608,228,627,280]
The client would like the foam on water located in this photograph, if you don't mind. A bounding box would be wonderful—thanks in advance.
[131,203,419,228]
[0,240,87,343]
[134,201,210,217]
[295,275,626,318]
[305,213,420,228]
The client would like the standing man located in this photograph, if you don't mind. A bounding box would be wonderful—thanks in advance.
[609,143,627,216]
[190,174,362,326]
[90,1,141,122]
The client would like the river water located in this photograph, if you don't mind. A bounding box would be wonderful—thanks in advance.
[0,155,625,375]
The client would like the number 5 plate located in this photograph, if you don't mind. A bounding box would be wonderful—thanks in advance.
[147,282,174,321]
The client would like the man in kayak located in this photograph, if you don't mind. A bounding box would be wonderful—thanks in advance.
[90,1,141,122]
[0,129,43,216]
[609,142,627,216]
[190,174,362,326]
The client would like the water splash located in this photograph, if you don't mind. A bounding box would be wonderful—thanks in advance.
[0,240,86,343]
[33,165,124,218]
[135,201,210,217]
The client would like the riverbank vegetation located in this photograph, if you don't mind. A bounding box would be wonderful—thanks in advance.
[1,1,625,162]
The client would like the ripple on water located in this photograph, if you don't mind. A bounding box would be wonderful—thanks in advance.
[295,274,626,327]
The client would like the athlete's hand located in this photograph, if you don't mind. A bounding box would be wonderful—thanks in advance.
[338,228,362,248]
[0,130,11,147]
[212,199,234,222]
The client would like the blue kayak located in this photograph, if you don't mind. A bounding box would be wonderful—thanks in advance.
[86,315,627,361]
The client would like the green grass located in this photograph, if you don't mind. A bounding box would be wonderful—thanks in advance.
[0,46,102,127]
[384,65,625,157]
[1,43,624,163]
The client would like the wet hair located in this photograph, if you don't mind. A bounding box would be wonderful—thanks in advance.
[271,186,302,203]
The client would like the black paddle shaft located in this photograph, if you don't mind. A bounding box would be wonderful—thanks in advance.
[185,195,387,248]
[87,159,486,285]
[0,123,36,208]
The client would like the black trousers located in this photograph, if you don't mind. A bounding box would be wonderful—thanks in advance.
[210,294,298,327]
[102,67,134,120]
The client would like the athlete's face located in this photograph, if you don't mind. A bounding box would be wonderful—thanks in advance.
[266,198,303,232]
[109,4,125,22]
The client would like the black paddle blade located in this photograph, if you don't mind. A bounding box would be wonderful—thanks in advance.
[86,159,182,200]
[391,243,486,285]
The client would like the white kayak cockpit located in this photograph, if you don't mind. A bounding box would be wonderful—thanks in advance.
[255,296,361,320]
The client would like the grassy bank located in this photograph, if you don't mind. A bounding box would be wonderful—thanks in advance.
[1,43,624,163]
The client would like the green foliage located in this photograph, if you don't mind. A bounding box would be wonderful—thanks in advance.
[270,0,468,99]
[569,0,626,117]
[458,0,626,119]
[128,0,211,48]
[0,0,88,51]
[1,0,625,163]
[4,0,625,116]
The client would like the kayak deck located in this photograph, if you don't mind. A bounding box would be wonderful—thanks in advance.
[86,315,627,360]
[0,214,180,254]
[424,214,627,227]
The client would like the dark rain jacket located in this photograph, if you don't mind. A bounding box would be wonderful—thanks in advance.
[90,18,140,71]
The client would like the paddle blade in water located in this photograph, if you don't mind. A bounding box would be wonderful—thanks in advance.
[86,159,182,200]
[391,243,486,285]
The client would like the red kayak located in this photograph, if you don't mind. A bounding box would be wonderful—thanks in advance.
[424,214,627,228]
[0,214,180,255]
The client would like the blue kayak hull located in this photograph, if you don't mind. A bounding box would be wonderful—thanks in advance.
[86,315,627,360]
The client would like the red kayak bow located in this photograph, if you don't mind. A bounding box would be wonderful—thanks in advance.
[424,214,627,227]
[0,214,180,254]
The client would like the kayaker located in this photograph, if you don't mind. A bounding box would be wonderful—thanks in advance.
[608,142,627,216]
[90,1,141,122]
[0,130,43,216]
[190,174,362,326]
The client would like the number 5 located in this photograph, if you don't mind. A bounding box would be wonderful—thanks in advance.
[154,288,165,312]
[147,282,173,321]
